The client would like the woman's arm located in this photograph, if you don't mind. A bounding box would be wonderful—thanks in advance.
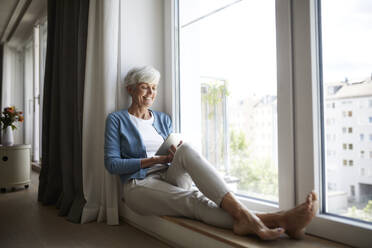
[104,114,142,175]
[140,156,169,168]
[141,143,181,168]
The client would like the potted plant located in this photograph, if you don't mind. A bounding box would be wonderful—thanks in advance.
[0,106,24,146]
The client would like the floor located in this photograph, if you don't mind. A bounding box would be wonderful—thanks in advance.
[0,171,171,248]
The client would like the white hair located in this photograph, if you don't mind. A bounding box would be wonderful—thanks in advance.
[124,66,160,87]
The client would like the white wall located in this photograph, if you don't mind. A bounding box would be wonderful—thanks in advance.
[122,0,165,112]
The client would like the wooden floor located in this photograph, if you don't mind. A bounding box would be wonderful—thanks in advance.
[0,171,171,248]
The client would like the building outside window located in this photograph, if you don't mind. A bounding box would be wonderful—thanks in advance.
[175,0,372,245]
[320,0,372,228]
[360,150,364,158]
[350,185,355,197]
[178,0,279,202]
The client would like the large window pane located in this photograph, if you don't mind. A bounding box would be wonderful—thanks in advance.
[179,0,278,202]
[320,0,372,223]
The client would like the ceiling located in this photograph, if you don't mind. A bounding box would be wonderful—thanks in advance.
[0,0,47,49]
[0,0,19,41]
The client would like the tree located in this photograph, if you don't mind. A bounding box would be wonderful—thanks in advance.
[229,128,278,201]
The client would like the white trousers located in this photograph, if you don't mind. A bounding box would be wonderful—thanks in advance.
[123,143,234,229]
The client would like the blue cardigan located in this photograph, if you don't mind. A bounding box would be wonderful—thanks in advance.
[104,109,173,183]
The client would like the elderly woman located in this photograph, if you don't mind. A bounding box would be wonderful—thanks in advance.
[104,65,317,240]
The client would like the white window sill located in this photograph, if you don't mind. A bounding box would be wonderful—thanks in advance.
[119,201,350,248]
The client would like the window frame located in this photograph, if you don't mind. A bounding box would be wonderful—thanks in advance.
[171,0,296,212]
[167,0,372,246]
[293,0,372,246]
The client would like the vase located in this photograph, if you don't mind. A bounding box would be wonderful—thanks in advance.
[2,126,14,146]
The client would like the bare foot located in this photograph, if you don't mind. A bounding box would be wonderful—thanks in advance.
[233,209,285,240]
[281,191,318,239]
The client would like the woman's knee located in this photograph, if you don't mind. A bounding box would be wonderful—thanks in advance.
[175,142,197,159]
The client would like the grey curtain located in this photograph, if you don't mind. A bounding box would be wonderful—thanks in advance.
[0,44,3,111]
[38,0,89,223]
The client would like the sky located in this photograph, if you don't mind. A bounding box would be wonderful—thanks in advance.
[180,0,372,100]
[321,0,372,83]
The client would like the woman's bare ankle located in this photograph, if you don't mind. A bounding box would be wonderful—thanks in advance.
[221,192,246,220]
[221,192,285,240]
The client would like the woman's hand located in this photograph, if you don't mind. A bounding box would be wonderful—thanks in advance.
[140,141,183,168]
[153,154,172,164]
[166,140,183,162]
[154,140,183,164]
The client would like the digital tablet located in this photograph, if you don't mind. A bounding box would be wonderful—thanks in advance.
[155,133,182,156]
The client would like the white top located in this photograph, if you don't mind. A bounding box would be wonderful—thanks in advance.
[129,113,164,158]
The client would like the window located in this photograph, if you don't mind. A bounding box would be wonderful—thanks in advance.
[172,0,372,245]
[350,185,355,197]
[369,134,372,141]
[370,151,372,159]
[369,99,372,108]
[178,0,280,203]
[317,0,372,240]
[361,168,366,176]
[23,21,47,163]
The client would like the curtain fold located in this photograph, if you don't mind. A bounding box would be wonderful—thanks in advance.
[81,0,122,225]
[38,0,89,223]
[0,44,3,111]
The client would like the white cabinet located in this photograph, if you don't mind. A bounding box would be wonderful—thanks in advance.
[0,145,31,191]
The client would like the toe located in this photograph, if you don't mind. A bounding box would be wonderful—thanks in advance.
[259,228,285,240]
[311,191,317,201]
